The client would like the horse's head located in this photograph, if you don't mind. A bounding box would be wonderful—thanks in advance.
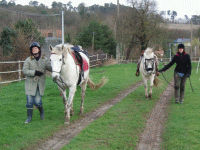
[49,44,65,82]
[143,48,155,74]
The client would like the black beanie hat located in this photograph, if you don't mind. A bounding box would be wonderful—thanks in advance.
[178,43,185,49]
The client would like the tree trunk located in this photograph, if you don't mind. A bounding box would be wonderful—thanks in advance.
[126,35,137,60]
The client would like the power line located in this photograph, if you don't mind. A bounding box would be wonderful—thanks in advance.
[0,7,61,16]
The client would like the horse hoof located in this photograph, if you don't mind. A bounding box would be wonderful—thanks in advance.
[148,94,152,99]
[79,111,83,116]
[64,121,70,125]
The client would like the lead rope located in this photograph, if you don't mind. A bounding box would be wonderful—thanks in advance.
[189,77,194,92]
[161,72,175,87]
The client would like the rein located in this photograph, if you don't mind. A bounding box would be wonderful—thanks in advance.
[143,57,156,74]
[51,52,66,90]
[161,72,194,92]
[55,77,67,91]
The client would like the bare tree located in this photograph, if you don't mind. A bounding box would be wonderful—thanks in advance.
[119,0,165,59]
[171,11,177,22]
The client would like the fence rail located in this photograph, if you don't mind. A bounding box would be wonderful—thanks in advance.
[0,54,108,84]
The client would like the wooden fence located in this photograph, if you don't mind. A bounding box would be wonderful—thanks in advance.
[0,53,109,84]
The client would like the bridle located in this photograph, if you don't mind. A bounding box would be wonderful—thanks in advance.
[51,52,66,90]
[143,57,156,74]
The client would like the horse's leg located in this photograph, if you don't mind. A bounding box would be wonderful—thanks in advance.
[144,79,148,99]
[65,85,76,125]
[61,90,67,105]
[149,75,154,98]
[79,79,88,116]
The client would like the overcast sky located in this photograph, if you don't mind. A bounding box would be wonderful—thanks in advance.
[14,0,200,19]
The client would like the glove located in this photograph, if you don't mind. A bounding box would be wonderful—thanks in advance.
[158,69,163,73]
[35,70,43,76]
[187,74,190,77]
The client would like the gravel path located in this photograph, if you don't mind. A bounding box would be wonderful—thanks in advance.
[137,81,174,150]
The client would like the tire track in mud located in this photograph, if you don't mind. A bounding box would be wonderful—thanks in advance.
[37,81,144,150]
[137,81,174,150]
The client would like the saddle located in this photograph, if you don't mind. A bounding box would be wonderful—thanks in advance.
[71,46,89,85]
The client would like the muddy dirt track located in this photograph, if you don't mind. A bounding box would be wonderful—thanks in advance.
[36,80,174,150]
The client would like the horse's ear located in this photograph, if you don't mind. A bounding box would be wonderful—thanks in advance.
[49,45,53,52]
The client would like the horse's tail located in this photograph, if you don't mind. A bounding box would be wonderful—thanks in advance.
[87,76,108,91]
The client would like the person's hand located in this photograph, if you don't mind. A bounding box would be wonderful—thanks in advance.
[35,70,43,76]
[187,74,190,78]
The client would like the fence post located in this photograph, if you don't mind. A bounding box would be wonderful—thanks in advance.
[106,53,108,60]
[97,54,99,67]
[18,60,21,82]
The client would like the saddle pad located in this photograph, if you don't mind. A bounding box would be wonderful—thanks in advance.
[71,53,89,71]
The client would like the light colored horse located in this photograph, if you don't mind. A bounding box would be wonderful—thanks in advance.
[139,47,159,99]
[49,44,108,125]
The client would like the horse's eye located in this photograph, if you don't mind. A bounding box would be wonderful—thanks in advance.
[59,59,62,61]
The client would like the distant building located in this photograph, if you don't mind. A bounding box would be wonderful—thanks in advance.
[39,29,62,58]
[40,29,62,38]
[173,38,191,47]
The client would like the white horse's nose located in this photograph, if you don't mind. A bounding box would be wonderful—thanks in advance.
[52,72,59,82]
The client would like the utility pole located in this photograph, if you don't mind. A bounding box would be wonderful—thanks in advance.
[62,10,64,45]
[116,0,120,62]
[191,20,193,57]
[169,43,171,61]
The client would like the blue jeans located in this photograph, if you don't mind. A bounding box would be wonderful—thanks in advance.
[26,88,42,109]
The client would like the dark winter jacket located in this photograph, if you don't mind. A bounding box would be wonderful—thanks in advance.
[161,52,191,75]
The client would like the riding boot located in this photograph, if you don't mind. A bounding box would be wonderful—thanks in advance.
[81,65,84,78]
[136,53,144,77]
[25,109,33,123]
[38,106,45,120]
[136,61,140,77]
[136,69,140,77]
[155,67,159,76]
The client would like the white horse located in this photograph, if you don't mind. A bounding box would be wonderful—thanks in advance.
[49,44,108,125]
[139,47,159,99]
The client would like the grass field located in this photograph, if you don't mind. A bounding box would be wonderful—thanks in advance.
[0,63,143,150]
[1,63,198,150]
[60,64,176,150]
[162,64,200,149]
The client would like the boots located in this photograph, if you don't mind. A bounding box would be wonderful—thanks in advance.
[136,69,140,76]
[38,107,45,120]
[25,109,33,123]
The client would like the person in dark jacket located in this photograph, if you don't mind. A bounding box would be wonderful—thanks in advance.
[158,43,191,104]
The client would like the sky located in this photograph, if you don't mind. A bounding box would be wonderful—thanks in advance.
[14,0,200,19]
